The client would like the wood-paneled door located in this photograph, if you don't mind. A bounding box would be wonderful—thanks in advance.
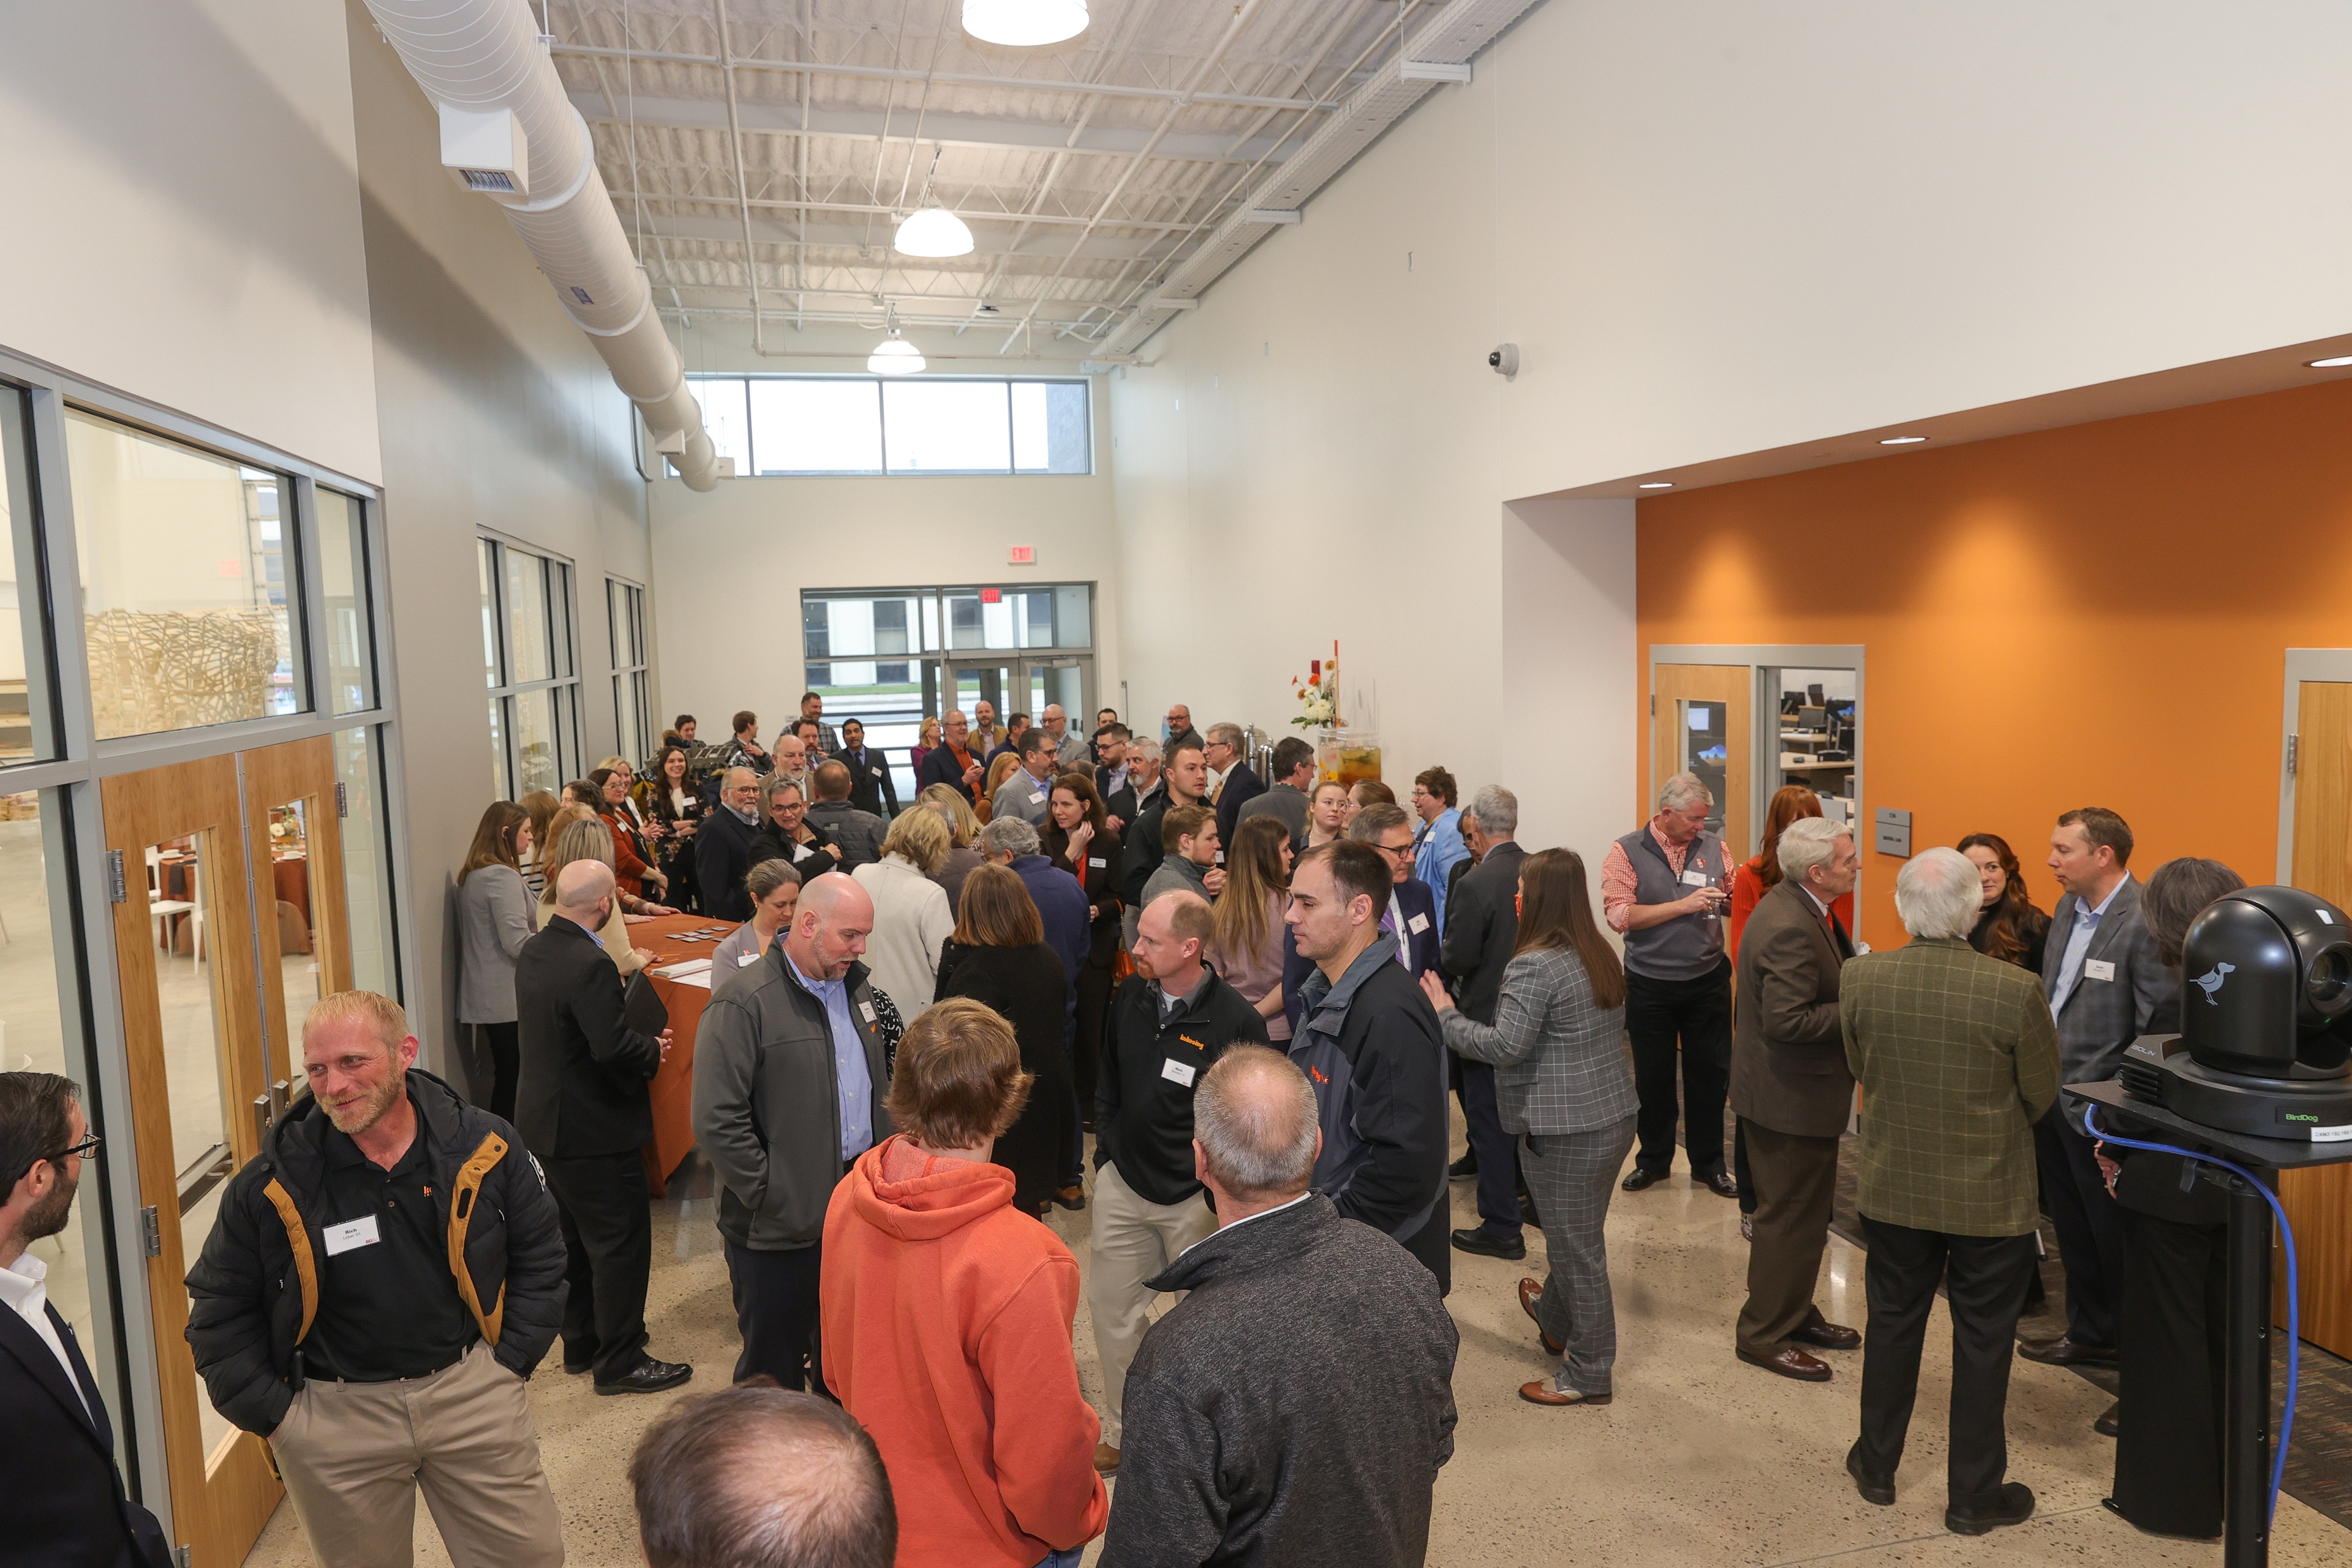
[100,756,282,1568]
[243,735,354,1087]
[1653,663,1753,863]
[2282,680,2352,1356]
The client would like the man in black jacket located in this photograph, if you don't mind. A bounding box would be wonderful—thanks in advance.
[1204,722,1262,847]
[1438,783,1529,1261]
[698,766,765,919]
[833,717,899,818]
[2,1072,170,1568]
[184,992,567,1566]
[1118,739,1208,912]
[514,861,689,1395]
[1102,1047,1457,1568]
[1090,891,1268,1476]
[1287,841,1452,1294]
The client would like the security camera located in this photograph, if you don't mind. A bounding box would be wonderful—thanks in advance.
[1488,344,1519,379]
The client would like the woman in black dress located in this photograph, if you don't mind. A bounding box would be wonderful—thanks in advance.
[1040,771,1121,1129]
[642,743,705,911]
[933,864,1076,1216]
[1957,831,2052,974]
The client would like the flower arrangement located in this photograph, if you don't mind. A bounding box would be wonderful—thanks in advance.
[1290,643,1342,730]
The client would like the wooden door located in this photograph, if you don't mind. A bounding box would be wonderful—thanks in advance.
[1653,663,1753,862]
[243,736,353,1086]
[101,757,282,1568]
[2284,681,2352,1355]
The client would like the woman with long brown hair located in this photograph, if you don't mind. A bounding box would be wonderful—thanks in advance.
[643,742,704,912]
[919,782,987,911]
[1208,815,1295,1043]
[1420,848,1640,1410]
[1957,831,2052,973]
[932,865,1076,1216]
[517,788,561,902]
[456,801,534,1118]
[1729,785,1854,960]
[1041,771,1123,1120]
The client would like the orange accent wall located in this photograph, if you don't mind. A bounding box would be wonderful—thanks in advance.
[1637,375,2352,952]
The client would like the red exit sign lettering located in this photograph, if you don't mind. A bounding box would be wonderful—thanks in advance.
[1008,545,1035,565]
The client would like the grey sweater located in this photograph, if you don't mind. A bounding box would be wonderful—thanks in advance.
[1101,1196,1457,1568]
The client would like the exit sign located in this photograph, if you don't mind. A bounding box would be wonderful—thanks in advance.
[1008,545,1035,565]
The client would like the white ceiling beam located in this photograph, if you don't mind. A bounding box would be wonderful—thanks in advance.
[553,44,1343,116]
[574,92,1298,166]
[631,209,1172,264]
[611,189,1198,235]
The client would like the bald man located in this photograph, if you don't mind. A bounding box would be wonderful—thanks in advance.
[515,861,689,1393]
[696,873,891,1393]
[632,1384,897,1568]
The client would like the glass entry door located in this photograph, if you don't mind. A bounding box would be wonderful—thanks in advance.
[242,734,355,1077]
[1651,663,1752,862]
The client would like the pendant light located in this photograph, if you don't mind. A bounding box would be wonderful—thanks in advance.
[869,331,925,375]
[892,205,975,258]
[963,0,1088,48]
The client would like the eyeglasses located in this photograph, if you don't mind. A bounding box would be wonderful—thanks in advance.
[1377,840,1415,859]
[47,1133,101,1163]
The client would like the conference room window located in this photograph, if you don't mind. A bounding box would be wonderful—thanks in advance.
[480,536,580,799]
[688,375,1091,476]
[608,577,650,763]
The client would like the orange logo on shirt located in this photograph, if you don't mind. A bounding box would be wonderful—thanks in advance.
[1308,1065,1328,1084]
[1179,1035,1207,1052]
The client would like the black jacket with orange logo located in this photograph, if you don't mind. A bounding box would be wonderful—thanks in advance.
[1095,967,1270,1207]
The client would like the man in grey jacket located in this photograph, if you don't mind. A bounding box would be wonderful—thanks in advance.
[694,875,891,1393]
[804,760,888,870]
[1102,1046,1457,1568]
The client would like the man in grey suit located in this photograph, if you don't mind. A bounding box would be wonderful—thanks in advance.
[2023,806,2175,1367]
[1439,785,1529,1261]
[1732,817,1864,1382]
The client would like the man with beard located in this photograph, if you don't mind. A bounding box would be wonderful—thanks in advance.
[2,1072,171,1567]
[184,990,570,1566]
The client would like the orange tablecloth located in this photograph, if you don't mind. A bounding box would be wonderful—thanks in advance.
[633,911,744,1197]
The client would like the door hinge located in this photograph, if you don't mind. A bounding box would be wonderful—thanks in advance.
[336,780,349,818]
[106,850,128,904]
[141,1207,162,1258]
[2288,734,2299,775]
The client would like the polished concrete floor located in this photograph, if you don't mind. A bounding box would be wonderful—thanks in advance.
[244,1122,2352,1567]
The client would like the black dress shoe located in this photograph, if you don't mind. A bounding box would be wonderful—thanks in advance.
[1450,1226,1526,1261]
[1621,1167,1668,1193]
[2094,1399,2120,1438]
[1794,1321,1862,1351]
[2016,1335,2116,1366]
[1845,1444,1894,1506]
[1945,1480,2034,1536]
[595,1357,693,1396]
[1700,1169,1739,1199]
[1448,1152,1479,1180]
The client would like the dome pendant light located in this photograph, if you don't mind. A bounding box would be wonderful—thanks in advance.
[963,0,1088,48]
[869,330,925,375]
[893,205,975,258]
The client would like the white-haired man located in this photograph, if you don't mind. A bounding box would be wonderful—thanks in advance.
[1731,815,1863,1382]
[1839,847,2059,1537]
[1602,771,1738,1197]
[1101,1046,1457,1568]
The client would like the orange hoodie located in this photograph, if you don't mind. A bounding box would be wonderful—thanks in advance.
[822,1136,1108,1568]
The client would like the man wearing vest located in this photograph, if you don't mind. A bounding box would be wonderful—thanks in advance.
[1601,772,1741,1198]
[186,991,568,1568]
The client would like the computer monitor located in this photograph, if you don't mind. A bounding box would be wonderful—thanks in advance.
[1798,705,1826,733]
[1806,682,1825,704]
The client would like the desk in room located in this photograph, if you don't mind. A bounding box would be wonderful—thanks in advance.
[630,911,744,1197]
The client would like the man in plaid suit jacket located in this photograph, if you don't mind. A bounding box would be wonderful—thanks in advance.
[1840,848,2059,1536]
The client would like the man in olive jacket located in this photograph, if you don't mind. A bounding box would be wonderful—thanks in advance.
[695,874,891,1393]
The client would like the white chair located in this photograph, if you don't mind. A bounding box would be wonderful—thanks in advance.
[146,846,200,958]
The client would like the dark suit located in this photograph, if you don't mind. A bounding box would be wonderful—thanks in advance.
[915,743,982,804]
[1730,880,1854,1357]
[695,803,763,921]
[1387,876,1441,978]
[0,1293,169,1568]
[833,745,899,817]
[1213,761,1264,848]
[1440,840,1528,1240]
[514,915,666,1381]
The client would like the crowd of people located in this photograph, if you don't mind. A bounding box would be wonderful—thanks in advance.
[0,687,2252,1566]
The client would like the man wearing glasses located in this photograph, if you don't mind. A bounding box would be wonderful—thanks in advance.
[1,1072,170,1567]
[1348,804,1441,978]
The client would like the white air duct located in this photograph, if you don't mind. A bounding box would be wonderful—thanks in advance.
[362,0,720,489]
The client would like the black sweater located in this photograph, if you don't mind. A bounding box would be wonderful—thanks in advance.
[935,940,1076,1213]
[1096,967,1270,1205]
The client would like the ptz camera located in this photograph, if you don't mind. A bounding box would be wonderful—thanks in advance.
[1488,344,1519,379]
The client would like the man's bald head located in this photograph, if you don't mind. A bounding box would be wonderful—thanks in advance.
[1193,1046,1320,1204]
[786,871,875,981]
[632,1384,895,1568]
[554,859,616,920]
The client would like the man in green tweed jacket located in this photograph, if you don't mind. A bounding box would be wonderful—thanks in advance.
[1839,846,2060,1537]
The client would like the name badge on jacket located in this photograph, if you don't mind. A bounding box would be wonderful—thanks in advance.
[1681,867,1713,888]
[1161,1058,1197,1087]
[2084,959,2116,982]
[323,1215,380,1256]
[1408,913,1431,934]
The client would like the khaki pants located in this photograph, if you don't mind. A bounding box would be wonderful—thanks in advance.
[270,1342,563,1568]
[1087,1160,1216,1447]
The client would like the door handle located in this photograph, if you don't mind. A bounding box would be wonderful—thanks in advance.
[253,1093,274,1148]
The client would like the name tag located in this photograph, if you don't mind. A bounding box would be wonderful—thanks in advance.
[858,1000,878,1023]
[323,1215,380,1257]
[1030,790,1046,805]
[1088,856,1107,868]
[739,952,761,967]
[1161,1058,1197,1087]
[2084,959,2116,982]
[1408,913,1431,934]
[1681,867,1712,888]
[1215,851,1226,864]
[870,766,884,778]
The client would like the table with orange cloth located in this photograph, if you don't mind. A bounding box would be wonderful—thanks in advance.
[630,911,745,1197]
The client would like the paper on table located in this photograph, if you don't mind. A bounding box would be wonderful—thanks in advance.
[665,970,713,990]
[654,958,713,980]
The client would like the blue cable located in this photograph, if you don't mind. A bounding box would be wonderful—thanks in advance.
[2080,1105,2299,1527]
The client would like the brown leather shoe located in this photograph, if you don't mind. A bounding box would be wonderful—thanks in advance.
[1518,1278,1564,1355]
[1519,1379,1611,1407]
[1738,1345,1833,1382]
[1795,1321,1862,1351]
[2017,1335,2116,1366]
[1093,1442,1120,1474]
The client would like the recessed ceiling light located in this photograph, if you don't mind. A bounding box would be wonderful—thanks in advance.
[1637,481,1673,489]
[1879,435,1928,445]
[2309,355,2352,369]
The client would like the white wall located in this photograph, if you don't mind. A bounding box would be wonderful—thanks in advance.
[0,0,380,483]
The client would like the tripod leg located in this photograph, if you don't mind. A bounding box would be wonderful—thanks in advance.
[2222,1175,2274,1568]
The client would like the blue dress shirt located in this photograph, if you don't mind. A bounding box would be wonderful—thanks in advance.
[785,951,875,1160]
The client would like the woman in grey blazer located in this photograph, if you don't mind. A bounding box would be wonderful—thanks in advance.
[1422,846,1639,1408]
[458,801,537,1121]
